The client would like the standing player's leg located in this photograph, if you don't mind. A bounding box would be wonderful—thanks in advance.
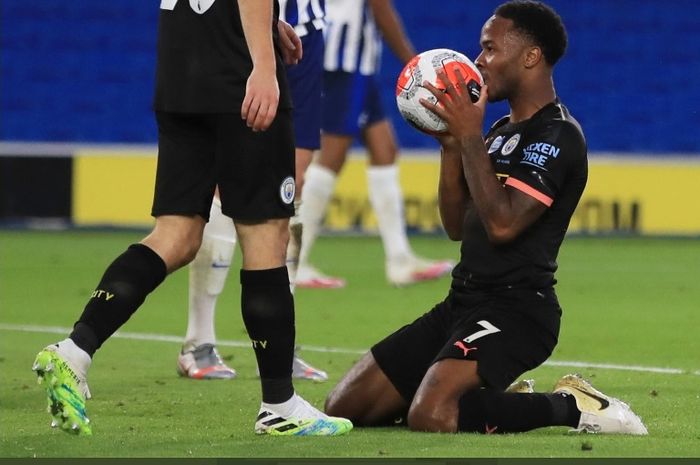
[32,111,216,435]
[279,26,330,379]
[286,147,311,290]
[296,70,361,289]
[292,47,347,289]
[284,27,325,291]
[296,134,351,289]
[360,77,453,287]
[178,190,326,382]
[234,219,349,435]
[284,146,331,381]
[177,195,238,380]
[218,111,351,435]
[177,25,329,380]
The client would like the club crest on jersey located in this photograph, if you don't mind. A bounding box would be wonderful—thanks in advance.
[280,176,295,205]
[501,134,521,155]
[487,135,504,154]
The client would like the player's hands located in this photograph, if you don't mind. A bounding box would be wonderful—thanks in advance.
[420,69,488,141]
[435,132,461,155]
[241,65,279,132]
[277,20,303,65]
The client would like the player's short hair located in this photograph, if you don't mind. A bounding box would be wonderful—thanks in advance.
[494,1,568,66]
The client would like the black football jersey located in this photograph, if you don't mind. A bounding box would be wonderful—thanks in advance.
[452,100,588,289]
[154,0,292,113]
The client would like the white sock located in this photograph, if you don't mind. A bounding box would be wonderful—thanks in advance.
[57,338,92,374]
[287,199,303,294]
[56,338,92,398]
[184,198,236,349]
[262,393,325,419]
[262,393,297,417]
[367,164,412,261]
[298,164,337,268]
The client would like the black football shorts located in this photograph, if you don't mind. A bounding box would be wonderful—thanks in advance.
[371,287,561,402]
[152,110,295,221]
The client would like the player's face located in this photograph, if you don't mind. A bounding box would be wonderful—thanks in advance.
[474,16,529,102]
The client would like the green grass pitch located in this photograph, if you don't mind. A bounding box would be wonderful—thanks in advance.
[1,230,699,458]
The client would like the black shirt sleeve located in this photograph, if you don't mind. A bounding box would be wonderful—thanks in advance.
[505,120,586,206]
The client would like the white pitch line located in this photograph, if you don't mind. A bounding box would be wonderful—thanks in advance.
[1,322,697,376]
[542,360,685,375]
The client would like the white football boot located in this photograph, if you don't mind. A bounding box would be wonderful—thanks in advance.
[553,374,648,435]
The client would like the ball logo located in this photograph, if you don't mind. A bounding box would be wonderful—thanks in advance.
[280,176,295,205]
[501,134,521,155]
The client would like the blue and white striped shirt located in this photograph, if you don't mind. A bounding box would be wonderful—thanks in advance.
[323,0,382,75]
[278,0,326,37]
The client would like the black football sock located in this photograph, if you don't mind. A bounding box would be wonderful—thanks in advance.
[69,244,166,356]
[240,267,295,404]
[551,392,581,427]
[457,389,581,433]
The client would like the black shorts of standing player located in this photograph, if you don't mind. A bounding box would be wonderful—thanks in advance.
[152,110,296,222]
[372,286,561,403]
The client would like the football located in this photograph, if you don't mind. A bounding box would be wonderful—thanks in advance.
[395,48,483,134]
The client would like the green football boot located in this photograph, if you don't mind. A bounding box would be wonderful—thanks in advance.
[32,347,92,435]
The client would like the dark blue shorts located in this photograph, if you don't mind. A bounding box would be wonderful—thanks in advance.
[322,71,386,137]
[286,28,324,150]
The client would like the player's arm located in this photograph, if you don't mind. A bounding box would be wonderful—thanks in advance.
[277,19,303,65]
[437,135,470,240]
[422,76,547,244]
[458,134,547,243]
[368,0,416,64]
[238,0,279,131]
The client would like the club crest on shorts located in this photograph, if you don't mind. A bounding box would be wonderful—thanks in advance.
[280,176,295,205]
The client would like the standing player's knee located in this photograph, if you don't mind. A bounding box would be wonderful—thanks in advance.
[236,219,289,269]
[160,236,202,271]
[266,221,290,265]
[170,225,204,266]
[181,238,203,265]
[146,215,207,269]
